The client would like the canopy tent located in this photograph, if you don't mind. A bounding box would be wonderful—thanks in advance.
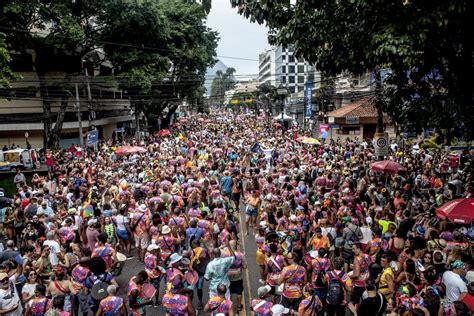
[273,113,294,121]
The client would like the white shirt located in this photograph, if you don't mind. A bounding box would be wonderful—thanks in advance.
[0,275,23,316]
[116,214,130,231]
[442,271,467,304]
[43,240,61,266]
[360,226,373,244]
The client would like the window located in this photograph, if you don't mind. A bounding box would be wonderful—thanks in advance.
[282,55,286,60]
[289,86,295,93]
[289,55,295,62]
[298,76,305,83]
[281,76,286,83]
[282,66,286,73]
[289,66,295,73]
[289,76,295,83]
[337,127,361,135]
[297,65,305,73]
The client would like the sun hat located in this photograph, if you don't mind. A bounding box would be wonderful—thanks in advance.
[138,204,147,212]
[161,225,171,235]
[168,253,183,265]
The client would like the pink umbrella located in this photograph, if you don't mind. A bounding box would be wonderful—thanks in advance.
[369,160,407,175]
[197,118,205,122]
[436,198,474,224]
[156,129,170,137]
[115,145,134,155]
[130,146,147,154]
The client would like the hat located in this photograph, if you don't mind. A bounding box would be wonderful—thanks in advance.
[259,221,267,228]
[257,285,271,298]
[271,304,290,315]
[68,208,77,215]
[0,273,8,281]
[451,260,465,270]
[315,227,322,233]
[87,218,98,226]
[309,250,318,259]
[147,243,160,252]
[289,215,297,222]
[416,226,425,236]
[314,201,321,206]
[168,253,182,265]
[365,216,373,225]
[161,225,171,235]
[138,204,147,212]
[434,238,447,249]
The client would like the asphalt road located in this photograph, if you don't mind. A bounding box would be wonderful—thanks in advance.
[114,203,259,316]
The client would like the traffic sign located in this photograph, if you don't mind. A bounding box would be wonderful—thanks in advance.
[374,132,389,157]
[115,127,125,133]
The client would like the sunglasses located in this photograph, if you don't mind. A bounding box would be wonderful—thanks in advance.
[29,273,37,277]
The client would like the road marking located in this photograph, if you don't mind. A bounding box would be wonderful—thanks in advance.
[239,202,251,316]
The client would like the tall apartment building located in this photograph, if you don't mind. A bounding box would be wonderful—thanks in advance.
[258,48,276,86]
[274,45,321,95]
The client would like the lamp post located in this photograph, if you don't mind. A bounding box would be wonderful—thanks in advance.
[24,131,32,168]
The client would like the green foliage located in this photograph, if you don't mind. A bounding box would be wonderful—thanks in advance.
[229,0,472,141]
[0,32,14,88]
[210,67,236,105]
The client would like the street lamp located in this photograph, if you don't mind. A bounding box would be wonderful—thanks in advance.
[24,131,32,168]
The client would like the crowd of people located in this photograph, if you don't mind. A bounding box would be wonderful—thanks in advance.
[0,109,473,316]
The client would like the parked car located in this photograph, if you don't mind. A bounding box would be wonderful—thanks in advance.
[0,148,38,171]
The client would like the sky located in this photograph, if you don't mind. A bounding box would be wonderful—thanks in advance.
[206,1,270,78]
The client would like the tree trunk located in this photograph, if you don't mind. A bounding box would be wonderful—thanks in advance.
[374,67,384,133]
[37,71,52,149]
[161,104,179,128]
[49,94,69,149]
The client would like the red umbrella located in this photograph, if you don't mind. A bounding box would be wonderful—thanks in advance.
[436,198,474,224]
[130,146,147,154]
[369,160,407,175]
[274,122,282,128]
[156,129,170,137]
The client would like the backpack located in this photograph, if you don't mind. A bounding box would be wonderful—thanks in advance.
[314,261,328,288]
[326,271,345,305]
[302,216,310,232]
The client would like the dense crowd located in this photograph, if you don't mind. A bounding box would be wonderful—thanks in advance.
[0,109,473,316]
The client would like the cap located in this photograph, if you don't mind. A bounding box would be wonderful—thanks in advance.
[365,216,373,225]
[289,215,297,222]
[257,285,271,298]
[271,304,290,315]
[147,243,160,252]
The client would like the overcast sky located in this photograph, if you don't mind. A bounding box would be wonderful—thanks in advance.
[206,1,270,78]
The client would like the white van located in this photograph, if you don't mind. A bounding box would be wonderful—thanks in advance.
[0,148,37,171]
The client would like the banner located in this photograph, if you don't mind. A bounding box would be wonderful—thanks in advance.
[304,81,312,118]
[87,130,99,147]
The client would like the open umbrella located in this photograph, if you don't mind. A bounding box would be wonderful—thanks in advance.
[115,145,134,155]
[436,198,474,224]
[296,136,307,142]
[369,160,407,175]
[301,137,321,145]
[156,129,170,137]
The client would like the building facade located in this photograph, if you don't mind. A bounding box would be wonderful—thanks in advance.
[258,48,276,86]
[0,51,132,149]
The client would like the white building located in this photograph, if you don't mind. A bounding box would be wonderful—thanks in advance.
[258,48,277,86]
[274,45,321,95]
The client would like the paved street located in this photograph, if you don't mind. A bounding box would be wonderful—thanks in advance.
[114,203,259,315]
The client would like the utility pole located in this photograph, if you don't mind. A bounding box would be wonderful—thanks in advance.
[75,83,84,148]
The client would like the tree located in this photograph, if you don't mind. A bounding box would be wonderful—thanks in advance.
[228,0,472,141]
[210,67,236,105]
[0,0,107,148]
[101,0,217,130]
[0,32,14,88]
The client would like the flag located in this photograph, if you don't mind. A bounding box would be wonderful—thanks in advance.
[250,142,262,154]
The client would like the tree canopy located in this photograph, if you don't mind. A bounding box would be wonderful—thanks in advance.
[210,67,236,105]
[229,0,472,141]
[0,0,218,148]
